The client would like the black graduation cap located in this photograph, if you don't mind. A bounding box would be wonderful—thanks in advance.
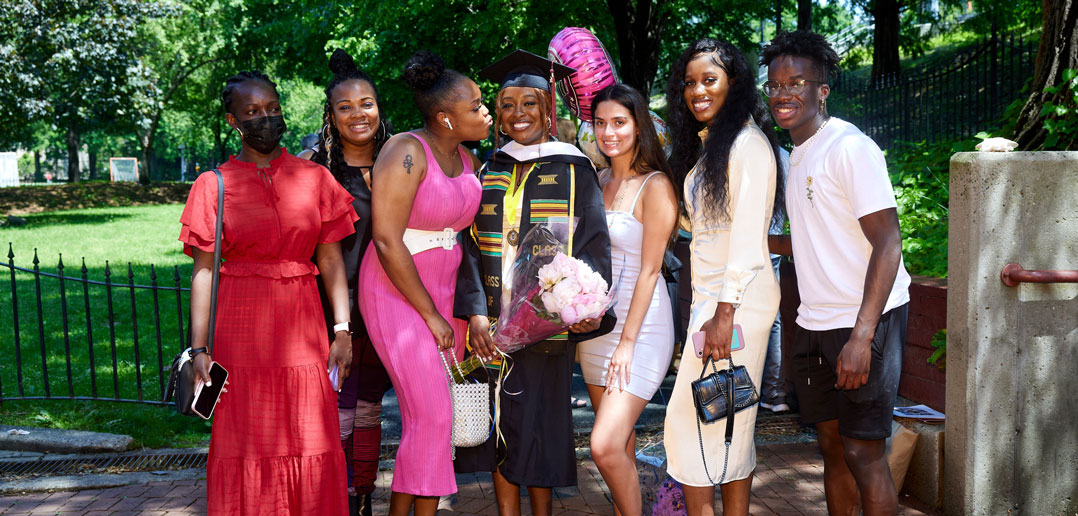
[479,49,576,138]
[479,49,575,90]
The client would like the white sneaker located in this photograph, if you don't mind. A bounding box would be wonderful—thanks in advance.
[760,396,790,413]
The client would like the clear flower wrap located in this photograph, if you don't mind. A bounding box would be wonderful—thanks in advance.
[490,219,615,353]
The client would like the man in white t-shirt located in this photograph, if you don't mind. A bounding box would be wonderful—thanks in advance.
[762,31,911,516]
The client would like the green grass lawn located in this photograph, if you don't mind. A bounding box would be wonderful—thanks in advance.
[0,204,208,448]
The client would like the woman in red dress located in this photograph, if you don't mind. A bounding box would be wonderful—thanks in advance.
[181,70,357,515]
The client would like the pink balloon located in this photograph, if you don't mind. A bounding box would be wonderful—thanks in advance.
[548,27,618,122]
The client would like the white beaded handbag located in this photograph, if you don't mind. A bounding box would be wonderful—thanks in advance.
[440,350,492,458]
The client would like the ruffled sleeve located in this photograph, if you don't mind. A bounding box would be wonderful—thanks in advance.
[317,166,359,244]
[178,171,220,258]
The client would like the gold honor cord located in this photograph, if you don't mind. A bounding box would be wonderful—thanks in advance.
[502,162,538,246]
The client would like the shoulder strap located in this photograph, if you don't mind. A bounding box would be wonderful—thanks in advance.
[629,171,661,213]
[208,168,224,355]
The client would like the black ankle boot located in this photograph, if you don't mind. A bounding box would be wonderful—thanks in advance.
[358,493,372,516]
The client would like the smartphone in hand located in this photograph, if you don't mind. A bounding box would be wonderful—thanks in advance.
[328,363,340,392]
[692,324,745,358]
[192,362,229,420]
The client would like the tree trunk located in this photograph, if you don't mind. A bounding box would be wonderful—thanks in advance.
[65,126,81,183]
[141,145,153,184]
[138,130,154,185]
[1013,0,1078,149]
[775,0,783,33]
[606,0,668,96]
[798,0,813,31]
[214,116,227,164]
[871,0,902,84]
[88,150,97,180]
[33,150,42,182]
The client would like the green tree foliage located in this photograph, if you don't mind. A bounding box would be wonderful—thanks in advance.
[129,0,230,182]
[246,0,772,132]
[0,0,173,181]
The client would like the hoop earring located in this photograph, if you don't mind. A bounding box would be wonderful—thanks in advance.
[379,118,388,139]
[325,130,335,170]
[320,123,331,145]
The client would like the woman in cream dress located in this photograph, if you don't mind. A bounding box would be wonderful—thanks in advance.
[662,39,783,516]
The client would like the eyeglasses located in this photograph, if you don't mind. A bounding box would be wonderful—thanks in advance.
[762,79,826,98]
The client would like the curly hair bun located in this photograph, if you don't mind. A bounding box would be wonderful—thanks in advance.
[330,49,360,76]
[402,50,446,91]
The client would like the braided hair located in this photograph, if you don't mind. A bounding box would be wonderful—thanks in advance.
[312,49,392,182]
[221,70,278,115]
[666,38,784,224]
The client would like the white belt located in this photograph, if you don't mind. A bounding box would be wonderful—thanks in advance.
[402,227,458,255]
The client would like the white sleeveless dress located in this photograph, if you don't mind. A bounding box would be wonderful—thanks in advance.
[579,172,674,401]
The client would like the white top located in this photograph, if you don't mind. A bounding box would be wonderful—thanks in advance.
[785,117,910,331]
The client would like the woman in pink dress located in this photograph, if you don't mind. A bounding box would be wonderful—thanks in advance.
[357,50,490,516]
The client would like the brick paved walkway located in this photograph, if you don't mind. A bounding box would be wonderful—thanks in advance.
[0,443,936,515]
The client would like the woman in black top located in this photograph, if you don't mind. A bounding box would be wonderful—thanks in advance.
[307,49,392,516]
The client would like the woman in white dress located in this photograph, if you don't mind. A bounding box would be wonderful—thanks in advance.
[661,39,784,516]
[579,83,678,516]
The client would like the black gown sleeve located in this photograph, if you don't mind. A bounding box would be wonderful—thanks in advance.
[566,162,616,342]
[454,225,487,320]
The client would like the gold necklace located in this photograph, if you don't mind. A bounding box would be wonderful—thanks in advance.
[790,117,831,167]
[606,170,640,212]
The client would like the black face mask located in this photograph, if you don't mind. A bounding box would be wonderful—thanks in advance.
[238,115,286,154]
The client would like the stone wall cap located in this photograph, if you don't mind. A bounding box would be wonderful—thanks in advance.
[910,274,948,288]
[951,151,1078,164]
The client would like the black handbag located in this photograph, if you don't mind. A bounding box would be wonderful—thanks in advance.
[690,355,760,484]
[164,169,224,415]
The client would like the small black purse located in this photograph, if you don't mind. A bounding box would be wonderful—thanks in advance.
[690,355,759,484]
[164,169,224,416]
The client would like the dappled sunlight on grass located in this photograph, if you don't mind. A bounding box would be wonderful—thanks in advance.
[2,204,194,407]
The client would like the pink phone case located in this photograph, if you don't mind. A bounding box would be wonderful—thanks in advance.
[692,324,745,357]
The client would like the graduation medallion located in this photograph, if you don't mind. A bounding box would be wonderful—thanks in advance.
[507,229,519,246]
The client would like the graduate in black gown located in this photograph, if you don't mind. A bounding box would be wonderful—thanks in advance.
[454,50,614,516]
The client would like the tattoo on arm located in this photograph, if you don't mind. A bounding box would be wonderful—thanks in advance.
[403,154,414,174]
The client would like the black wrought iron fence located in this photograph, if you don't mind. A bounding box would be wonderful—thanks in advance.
[829,33,1037,149]
[1,243,190,405]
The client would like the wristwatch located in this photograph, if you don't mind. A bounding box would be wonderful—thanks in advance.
[188,347,210,359]
[333,322,353,335]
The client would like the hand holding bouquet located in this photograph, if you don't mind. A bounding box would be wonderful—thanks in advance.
[486,220,617,355]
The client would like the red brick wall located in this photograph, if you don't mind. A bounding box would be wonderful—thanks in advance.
[778,264,947,412]
[899,275,947,411]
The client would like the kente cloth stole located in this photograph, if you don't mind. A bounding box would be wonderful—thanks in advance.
[472,161,575,340]
[498,162,537,312]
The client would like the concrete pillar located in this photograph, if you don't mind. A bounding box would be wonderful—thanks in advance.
[945,152,1078,516]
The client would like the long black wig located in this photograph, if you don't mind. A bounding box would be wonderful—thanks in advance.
[666,38,784,225]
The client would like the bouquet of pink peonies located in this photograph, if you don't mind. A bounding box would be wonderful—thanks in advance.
[533,253,610,325]
[488,221,616,354]
[453,221,616,382]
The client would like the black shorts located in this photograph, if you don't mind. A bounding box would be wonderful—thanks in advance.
[791,304,907,441]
